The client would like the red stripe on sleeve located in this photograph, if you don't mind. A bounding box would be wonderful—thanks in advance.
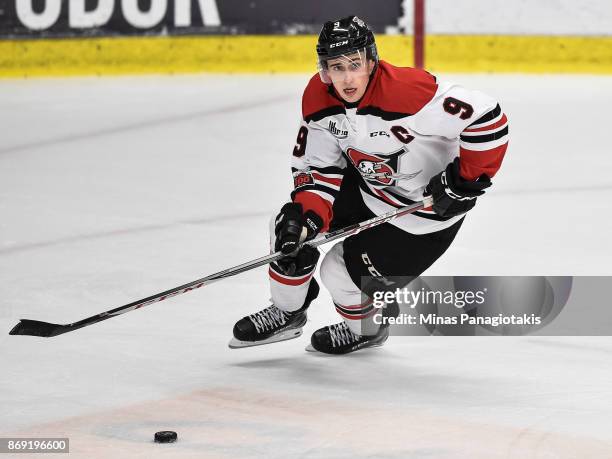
[459,143,508,180]
[293,190,332,232]
[312,172,342,187]
[464,113,508,132]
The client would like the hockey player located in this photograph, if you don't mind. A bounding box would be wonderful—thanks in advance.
[230,15,508,354]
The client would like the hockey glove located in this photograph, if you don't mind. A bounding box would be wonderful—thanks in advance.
[274,202,323,255]
[273,245,321,277]
[273,203,323,276]
[425,158,491,218]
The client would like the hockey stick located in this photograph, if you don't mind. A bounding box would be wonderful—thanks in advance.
[9,197,433,337]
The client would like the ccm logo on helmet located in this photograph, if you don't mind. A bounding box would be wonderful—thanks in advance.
[330,41,349,48]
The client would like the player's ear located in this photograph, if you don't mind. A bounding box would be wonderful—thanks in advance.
[368,59,376,74]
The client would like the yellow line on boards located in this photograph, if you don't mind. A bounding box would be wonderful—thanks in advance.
[1,35,611,78]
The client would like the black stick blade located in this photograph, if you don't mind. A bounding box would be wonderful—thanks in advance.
[9,319,67,337]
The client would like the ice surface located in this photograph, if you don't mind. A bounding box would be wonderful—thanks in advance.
[1,74,612,458]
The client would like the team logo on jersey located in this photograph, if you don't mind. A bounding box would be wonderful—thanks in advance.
[346,147,421,187]
[328,120,349,138]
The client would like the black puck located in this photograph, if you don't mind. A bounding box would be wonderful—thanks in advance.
[154,431,177,443]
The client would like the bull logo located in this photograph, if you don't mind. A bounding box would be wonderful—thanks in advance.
[347,147,419,187]
[357,160,381,176]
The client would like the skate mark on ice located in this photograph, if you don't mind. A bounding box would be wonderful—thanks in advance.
[0,211,269,255]
[0,94,293,155]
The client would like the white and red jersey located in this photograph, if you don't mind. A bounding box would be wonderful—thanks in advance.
[290,60,509,235]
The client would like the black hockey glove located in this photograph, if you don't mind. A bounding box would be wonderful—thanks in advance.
[425,158,491,218]
[273,244,321,277]
[274,203,324,276]
[274,202,324,254]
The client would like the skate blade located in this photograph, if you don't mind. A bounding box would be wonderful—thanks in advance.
[305,344,317,352]
[228,329,303,349]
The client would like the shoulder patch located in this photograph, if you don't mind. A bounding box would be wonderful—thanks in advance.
[293,170,314,189]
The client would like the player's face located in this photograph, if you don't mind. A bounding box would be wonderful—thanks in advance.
[325,53,375,103]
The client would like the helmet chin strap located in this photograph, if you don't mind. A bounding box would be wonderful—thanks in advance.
[365,60,378,86]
